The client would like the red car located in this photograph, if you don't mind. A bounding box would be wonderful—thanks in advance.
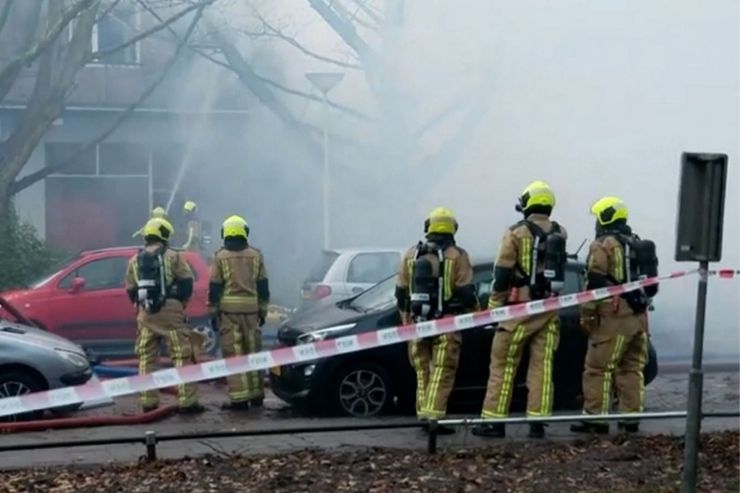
[1,247,214,360]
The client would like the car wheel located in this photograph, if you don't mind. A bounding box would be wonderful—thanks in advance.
[332,362,392,417]
[0,371,45,422]
[192,324,220,357]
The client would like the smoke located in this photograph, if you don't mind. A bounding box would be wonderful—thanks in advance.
[160,0,738,359]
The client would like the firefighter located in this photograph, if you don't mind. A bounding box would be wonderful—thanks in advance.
[571,196,658,434]
[472,181,568,439]
[182,200,202,251]
[208,215,270,411]
[132,206,169,239]
[396,207,477,435]
[125,217,204,414]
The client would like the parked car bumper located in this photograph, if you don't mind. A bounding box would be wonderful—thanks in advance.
[59,367,93,386]
[268,360,319,405]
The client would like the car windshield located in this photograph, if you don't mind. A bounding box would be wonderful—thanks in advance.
[348,274,397,312]
[28,255,76,289]
[305,251,340,282]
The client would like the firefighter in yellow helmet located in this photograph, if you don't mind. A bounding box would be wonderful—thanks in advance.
[571,197,658,434]
[181,200,202,251]
[472,181,568,439]
[208,215,270,410]
[396,207,476,434]
[124,217,204,414]
[132,206,169,239]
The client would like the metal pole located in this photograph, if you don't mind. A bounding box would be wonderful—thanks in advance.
[321,91,330,251]
[682,261,709,493]
[145,430,157,462]
[427,420,438,454]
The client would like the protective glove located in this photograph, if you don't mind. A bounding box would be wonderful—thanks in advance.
[258,309,267,327]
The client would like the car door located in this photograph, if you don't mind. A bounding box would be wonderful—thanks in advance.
[44,254,135,356]
[345,252,403,298]
[454,265,495,395]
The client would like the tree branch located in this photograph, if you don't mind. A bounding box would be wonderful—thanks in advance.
[209,26,322,162]
[238,16,361,70]
[0,0,15,37]
[0,1,99,191]
[412,92,469,141]
[333,0,379,32]
[10,3,207,195]
[95,0,122,23]
[88,0,213,62]
[191,46,370,121]
[0,0,43,104]
[0,0,95,98]
[306,0,377,65]
[350,0,383,25]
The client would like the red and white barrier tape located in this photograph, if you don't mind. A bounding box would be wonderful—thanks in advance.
[0,267,735,418]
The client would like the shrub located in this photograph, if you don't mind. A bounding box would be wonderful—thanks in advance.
[0,208,68,291]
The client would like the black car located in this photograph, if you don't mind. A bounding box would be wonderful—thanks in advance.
[270,260,659,417]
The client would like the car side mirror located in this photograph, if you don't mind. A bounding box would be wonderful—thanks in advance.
[69,277,86,294]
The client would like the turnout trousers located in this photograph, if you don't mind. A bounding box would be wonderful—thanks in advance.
[135,301,199,409]
[219,312,263,403]
[408,332,462,419]
[481,312,560,418]
[582,313,648,419]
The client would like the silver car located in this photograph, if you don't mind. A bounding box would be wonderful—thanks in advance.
[300,248,406,309]
[0,299,92,421]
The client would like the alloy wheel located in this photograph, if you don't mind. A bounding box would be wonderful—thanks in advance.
[338,368,388,417]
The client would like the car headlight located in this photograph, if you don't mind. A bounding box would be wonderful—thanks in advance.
[296,323,357,344]
[55,349,90,368]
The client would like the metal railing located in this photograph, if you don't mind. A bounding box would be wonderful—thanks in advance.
[426,411,739,453]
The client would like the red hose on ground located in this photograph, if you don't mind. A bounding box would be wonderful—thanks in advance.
[0,404,177,434]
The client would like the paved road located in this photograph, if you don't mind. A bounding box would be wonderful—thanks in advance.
[0,365,737,470]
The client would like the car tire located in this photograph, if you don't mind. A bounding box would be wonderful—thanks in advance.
[0,370,46,422]
[49,403,83,418]
[331,362,393,418]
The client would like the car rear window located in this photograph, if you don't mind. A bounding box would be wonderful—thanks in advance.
[305,251,340,282]
[347,253,400,284]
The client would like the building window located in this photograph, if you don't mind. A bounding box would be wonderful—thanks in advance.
[46,143,97,175]
[99,142,149,175]
[91,1,141,66]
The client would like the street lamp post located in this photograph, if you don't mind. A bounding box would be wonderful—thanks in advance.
[305,72,343,251]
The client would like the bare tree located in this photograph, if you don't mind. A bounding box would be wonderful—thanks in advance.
[187,0,490,185]
[0,0,213,217]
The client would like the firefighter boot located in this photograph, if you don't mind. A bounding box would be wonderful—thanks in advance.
[528,423,546,439]
[177,403,207,415]
[472,423,506,438]
[570,421,609,434]
[618,421,640,433]
[221,400,250,412]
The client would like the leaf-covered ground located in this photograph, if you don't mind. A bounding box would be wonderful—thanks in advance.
[2,430,738,493]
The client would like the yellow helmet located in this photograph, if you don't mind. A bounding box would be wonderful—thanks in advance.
[143,217,174,241]
[591,196,629,226]
[151,206,167,219]
[183,200,197,213]
[517,180,556,212]
[221,215,249,239]
[424,207,458,235]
